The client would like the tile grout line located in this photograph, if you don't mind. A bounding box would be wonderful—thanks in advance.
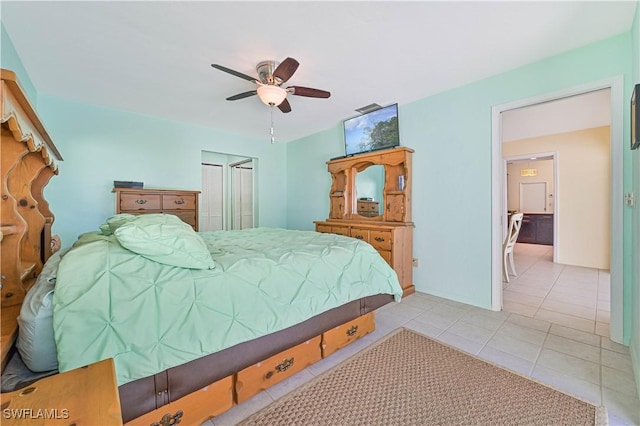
[528,325,551,377]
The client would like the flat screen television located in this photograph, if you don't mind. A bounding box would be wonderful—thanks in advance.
[343,103,399,156]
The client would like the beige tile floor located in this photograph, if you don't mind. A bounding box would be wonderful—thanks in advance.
[206,244,639,426]
[503,243,611,336]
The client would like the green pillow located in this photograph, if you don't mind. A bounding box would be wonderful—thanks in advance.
[99,213,138,235]
[113,214,215,270]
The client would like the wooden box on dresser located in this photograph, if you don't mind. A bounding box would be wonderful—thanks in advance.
[315,147,415,297]
[113,188,200,231]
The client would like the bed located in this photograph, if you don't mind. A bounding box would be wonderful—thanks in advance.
[1,68,403,424]
[8,217,401,423]
[55,218,402,421]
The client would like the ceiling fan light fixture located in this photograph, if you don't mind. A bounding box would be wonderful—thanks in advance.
[257,85,287,106]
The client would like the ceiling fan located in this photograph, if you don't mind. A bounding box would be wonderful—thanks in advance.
[211,57,330,113]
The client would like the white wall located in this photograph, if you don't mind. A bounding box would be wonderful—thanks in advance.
[503,126,610,269]
[507,159,554,213]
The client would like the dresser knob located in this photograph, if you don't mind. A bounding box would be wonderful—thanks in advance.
[174,199,185,205]
[135,199,147,205]
[374,237,385,242]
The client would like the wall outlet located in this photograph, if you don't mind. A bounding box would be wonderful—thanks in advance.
[412,258,419,267]
[624,192,635,207]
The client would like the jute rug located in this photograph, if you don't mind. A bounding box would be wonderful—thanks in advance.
[239,328,607,426]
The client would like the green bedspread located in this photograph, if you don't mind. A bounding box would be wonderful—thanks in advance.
[53,228,402,385]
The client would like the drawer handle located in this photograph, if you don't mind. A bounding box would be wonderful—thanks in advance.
[275,357,295,373]
[374,236,385,242]
[346,325,359,337]
[265,357,295,378]
[174,198,185,205]
[354,234,364,240]
[135,199,147,205]
[151,410,183,426]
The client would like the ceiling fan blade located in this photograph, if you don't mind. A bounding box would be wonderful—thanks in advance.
[278,98,292,113]
[226,90,257,101]
[211,64,258,83]
[289,86,331,98]
[273,57,299,83]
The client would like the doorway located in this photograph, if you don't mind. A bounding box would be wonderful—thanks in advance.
[491,77,624,344]
[504,154,558,260]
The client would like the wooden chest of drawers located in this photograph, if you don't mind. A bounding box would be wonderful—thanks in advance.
[356,200,380,217]
[113,188,200,231]
[314,221,414,297]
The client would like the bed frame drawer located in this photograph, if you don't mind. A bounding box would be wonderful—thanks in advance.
[125,375,233,426]
[321,312,375,357]
[235,336,322,403]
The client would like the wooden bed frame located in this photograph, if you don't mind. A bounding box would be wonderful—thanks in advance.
[0,69,399,424]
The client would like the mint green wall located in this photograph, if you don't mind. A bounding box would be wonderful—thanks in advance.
[630,0,640,400]
[287,34,634,317]
[36,94,287,247]
[1,23,37,105]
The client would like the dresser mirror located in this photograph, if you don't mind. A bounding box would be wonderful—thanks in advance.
[354,164,384,217]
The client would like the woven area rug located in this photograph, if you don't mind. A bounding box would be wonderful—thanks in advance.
[239,328,607,426]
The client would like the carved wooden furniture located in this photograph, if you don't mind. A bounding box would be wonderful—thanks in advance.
[0,359,122,425]
[113,188,200,231]
[356,199,380,217]
[315,147,415,296]
[1,69,62,370]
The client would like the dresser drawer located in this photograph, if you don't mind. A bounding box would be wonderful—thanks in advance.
[377,249,391,265]
[332,226,350,237]
[163,194,196,210]
[316,224,332,233]
[167,211,197,228]
[370,230,392,251]
[235,336,321,403]
[321,312,375,357]
[350,228,370,242]
[120,193,161,211]
[357,201,379,212]
[125,375,233,426]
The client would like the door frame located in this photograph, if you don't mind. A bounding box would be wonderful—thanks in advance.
[503,152,559,262]
[491,76,624,344]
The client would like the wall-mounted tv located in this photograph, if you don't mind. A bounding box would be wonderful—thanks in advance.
[343,103,399,156]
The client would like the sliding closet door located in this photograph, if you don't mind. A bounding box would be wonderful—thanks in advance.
[231,162,254,230]
[201,163,224,231]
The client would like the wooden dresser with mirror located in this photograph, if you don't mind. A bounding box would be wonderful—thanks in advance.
[314,147,415,296]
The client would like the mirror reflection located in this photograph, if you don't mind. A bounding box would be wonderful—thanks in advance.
[355,165,384,217]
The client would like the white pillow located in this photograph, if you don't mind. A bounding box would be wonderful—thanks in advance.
[17,252,63,372]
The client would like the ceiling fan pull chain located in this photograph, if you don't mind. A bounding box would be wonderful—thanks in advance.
[270,106,275,144]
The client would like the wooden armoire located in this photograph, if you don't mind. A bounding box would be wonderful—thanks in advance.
[314,147,415,296]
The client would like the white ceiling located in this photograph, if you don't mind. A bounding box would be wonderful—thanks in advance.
[2,1,636,143]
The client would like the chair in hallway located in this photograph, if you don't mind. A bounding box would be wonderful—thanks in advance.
[503,212,524,283]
